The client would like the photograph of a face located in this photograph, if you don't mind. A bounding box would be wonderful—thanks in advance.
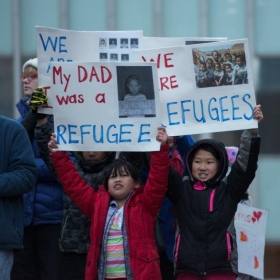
[116,66,156,118]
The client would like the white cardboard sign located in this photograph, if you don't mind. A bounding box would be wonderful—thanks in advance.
[234,204,268,279]
[50,61,161,151]
[133,39,257,136]
[36,26,143,114]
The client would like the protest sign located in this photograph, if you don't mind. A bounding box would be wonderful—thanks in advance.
[133,39,257,136]
[36,26,143,114]
[234,204,268,279]
[50,61,161,151]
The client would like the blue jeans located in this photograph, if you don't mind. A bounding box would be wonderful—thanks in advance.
[0,250,14,280]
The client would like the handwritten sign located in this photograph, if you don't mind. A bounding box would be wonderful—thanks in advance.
[234,204,268,279]
[36,26,143,114]
[133,39,257,136]
[50,61,161,151]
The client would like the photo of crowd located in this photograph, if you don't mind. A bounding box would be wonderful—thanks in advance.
[192,43,248,88]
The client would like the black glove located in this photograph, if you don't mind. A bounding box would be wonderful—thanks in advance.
[28,87,49,119]
[21,111,37,141]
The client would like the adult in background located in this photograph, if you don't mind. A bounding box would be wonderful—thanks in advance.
[11,58,64,280]
[0,115,37,280]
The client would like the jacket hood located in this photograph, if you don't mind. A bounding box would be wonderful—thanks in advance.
[186,138,228,188]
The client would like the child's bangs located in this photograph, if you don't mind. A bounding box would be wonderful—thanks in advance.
[104,159,141,190]
[110,160,131,177]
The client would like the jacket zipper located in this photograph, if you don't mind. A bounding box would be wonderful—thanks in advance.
[174,233,181,262]
[209,189,216,212]
[226,232,232,260]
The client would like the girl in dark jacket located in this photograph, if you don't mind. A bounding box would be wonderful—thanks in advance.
[167,105,263,280]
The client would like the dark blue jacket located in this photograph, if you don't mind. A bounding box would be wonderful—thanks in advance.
[0,115,37,249]
[16,99,64,226]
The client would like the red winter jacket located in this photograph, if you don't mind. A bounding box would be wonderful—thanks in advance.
[169,148,184,177]
[50,144,169,280]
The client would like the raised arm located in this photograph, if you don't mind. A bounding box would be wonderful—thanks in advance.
[142,127,170,216]
[227,105,263,201]
[48,133,97,218]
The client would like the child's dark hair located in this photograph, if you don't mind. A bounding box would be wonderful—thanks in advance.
[193,144,220,162]
[224,63,232,69]
[235,54,244,61]
[206,58,213,63]
[126,74,141,84]
[103,159,141,190]
[212,50,221,57]
[214,62,222,69]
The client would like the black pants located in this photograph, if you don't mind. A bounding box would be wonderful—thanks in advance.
[60,252,87,280]
[11,224,62,280]
[160,251,176,280]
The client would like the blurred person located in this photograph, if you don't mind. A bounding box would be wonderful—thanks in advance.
[0,115,37,280]
[11,58,63,280]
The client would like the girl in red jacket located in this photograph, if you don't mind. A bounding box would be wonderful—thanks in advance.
[48,127,169,280]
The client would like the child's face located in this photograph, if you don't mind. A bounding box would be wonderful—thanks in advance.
[127,79,141,95]
[236,57,243,67]
[215,64,221,72]
[108,167,140,205]
[199,64,206,72]
[206,61,213,68]
[82,151,107,163]
[225,54,232,62]
[191,149,218,181]
[225,65,232,73]
[212,52,219,61]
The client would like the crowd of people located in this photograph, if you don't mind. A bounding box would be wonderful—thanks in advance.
[194,50,248,88]
[0,57,263,280]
